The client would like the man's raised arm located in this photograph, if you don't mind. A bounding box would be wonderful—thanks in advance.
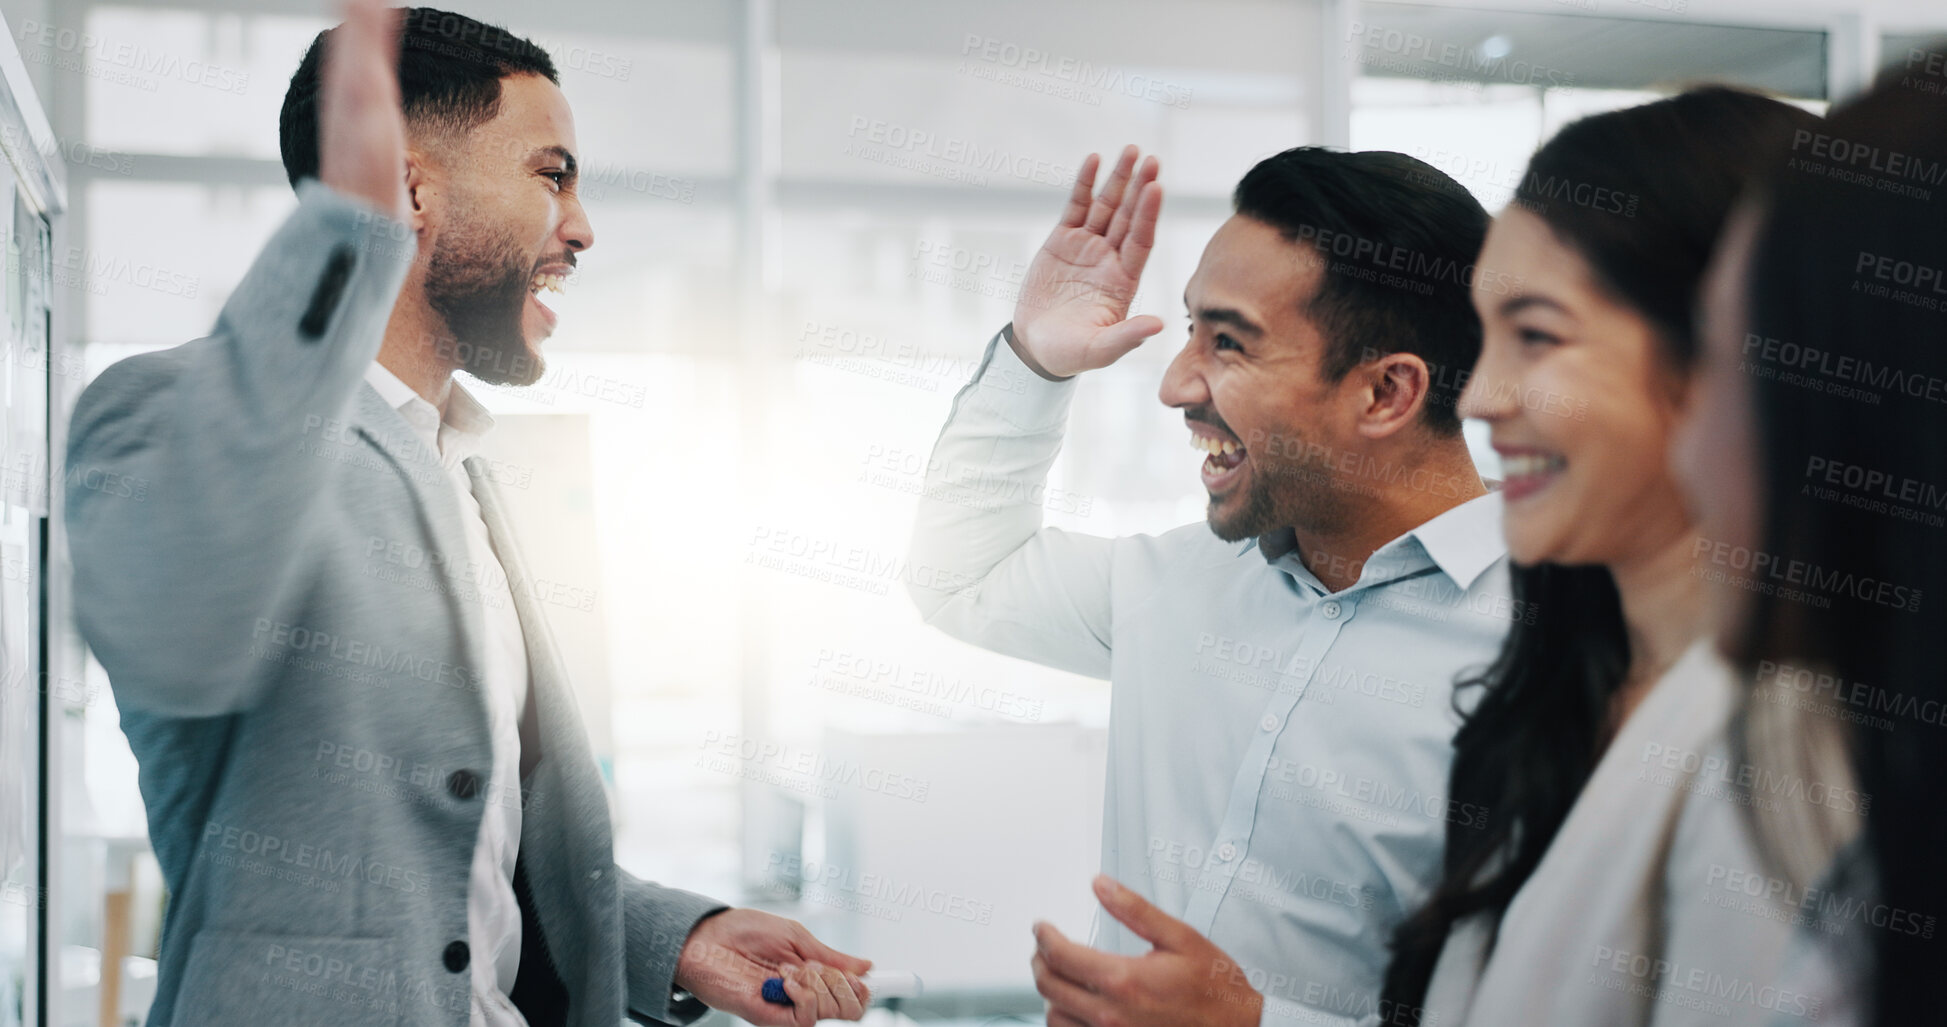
[905,146,1165,680]
[65,0,414,718]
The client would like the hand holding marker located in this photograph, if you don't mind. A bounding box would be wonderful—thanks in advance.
[762,970,923,1006]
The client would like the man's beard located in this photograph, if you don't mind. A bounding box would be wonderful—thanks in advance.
[424,210,546,387]
[1200,418,1350,544]
[1208,476,1280,543]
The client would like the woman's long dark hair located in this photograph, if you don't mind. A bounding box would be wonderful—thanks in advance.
[1380,87,1821,1020]
[1732,66,1947,1027]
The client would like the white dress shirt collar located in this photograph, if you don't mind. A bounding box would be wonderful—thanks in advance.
[1398,489,1507,592]
[1254,489,1507,594]
[362,360,497,466]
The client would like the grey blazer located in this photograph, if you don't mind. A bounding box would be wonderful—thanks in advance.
[65,180,724,1027]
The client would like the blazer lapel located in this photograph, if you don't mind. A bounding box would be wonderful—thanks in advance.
[348,382,487,696]
[351,382,459,521]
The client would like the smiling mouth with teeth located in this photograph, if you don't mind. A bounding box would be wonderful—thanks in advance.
[1497,450,1568,501]
[529,270,568,295]
[1500,452,1566,478]
[1191,433,1246,475]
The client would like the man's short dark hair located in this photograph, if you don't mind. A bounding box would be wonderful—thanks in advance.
[1233,147,1490,436]
[279,7,559,189]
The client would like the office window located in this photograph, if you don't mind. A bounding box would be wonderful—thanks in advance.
[1348,3,1829,479]
[79,7,325,159]
[1882,32,1947,81]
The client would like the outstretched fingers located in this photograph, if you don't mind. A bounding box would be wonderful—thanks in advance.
[1058,153,1103,229]
[1119,178,1164,276]
[1083,145,1140,236]
[1105,154,1159,253]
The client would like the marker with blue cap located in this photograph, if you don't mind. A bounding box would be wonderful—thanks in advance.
[761,970,922,1006]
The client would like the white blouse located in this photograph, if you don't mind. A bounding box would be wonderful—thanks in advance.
[1411,640,1840,1026]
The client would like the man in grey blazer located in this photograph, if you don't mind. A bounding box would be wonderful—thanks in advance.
[63,3,869,1025]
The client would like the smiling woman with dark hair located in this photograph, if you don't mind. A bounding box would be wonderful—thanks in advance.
[1675,61,1947,1027]
[1378,87,1824,1026]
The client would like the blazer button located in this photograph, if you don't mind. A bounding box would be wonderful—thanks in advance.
[443,940,469,973]
[447,769,480,799]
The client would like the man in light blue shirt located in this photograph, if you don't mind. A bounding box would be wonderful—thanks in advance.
[906,146,1517,1026]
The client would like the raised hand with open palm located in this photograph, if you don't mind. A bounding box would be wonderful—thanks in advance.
[1011,145,1166,379]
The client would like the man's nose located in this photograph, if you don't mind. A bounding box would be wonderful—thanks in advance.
[1158,342,1207,409]
[561,197,594,253]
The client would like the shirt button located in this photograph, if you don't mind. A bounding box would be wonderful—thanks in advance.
[1260,714,1280,732]
[446,769,480,799]
[1217,842,1238,861]
[1320,600,1342,619]
[443,940,470,973]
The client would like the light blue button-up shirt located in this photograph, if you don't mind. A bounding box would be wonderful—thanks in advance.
[908,332,1515,1026]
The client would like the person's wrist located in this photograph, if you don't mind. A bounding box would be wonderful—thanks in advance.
[1004,322,1072,382]
[672,907,730,989]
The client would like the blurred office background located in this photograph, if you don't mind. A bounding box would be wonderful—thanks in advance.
[0,0,1941,1024]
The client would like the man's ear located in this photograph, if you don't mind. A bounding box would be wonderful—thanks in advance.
[1355,352,1431,440]
[404,150,434,237]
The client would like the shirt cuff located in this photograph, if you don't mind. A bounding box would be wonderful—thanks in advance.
[956,324,1078,434]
